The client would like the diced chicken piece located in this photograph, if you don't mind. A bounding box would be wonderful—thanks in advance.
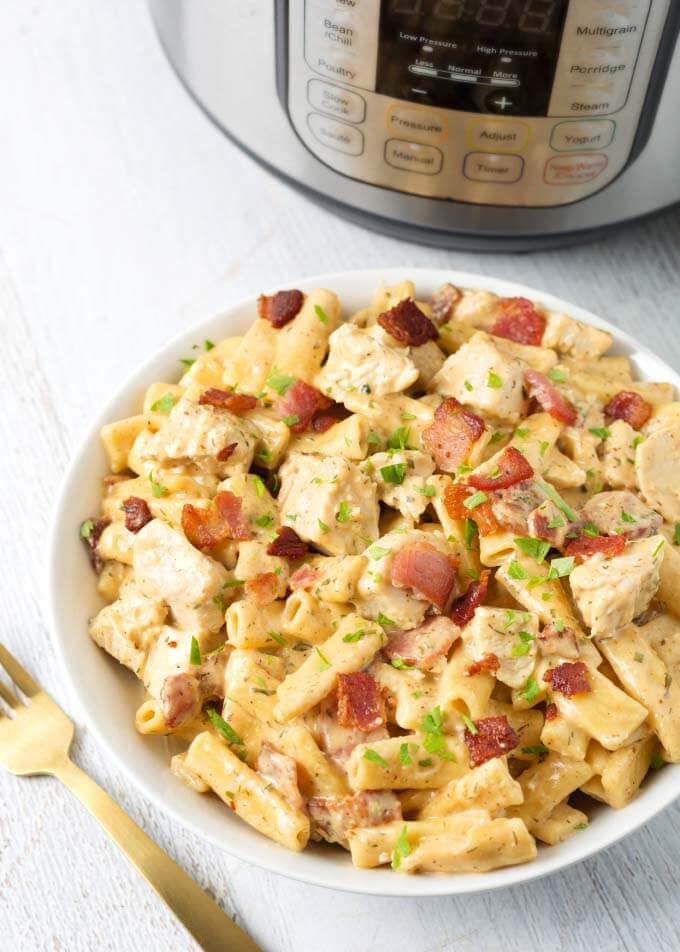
[383,617,460,671]
[257,742,305,812]
[636,424,680,522]
[89,582,167,677]
[234,541,289,599]
[538,623,580,660]
[430,332,527,424]
[277,452,379,556]
[581,491,662,540]
[306,696,388,770]
[542,311,612,359]
[409,340,446,388]
[146,393,258,477]
[489,480,545,534]
[314,323,418,402]
[368,450,435,522]
[463,607,538,689]
[527,498,571,548]
[452,290,499,329]
[308,791,402,847]
[133,519,229,633]
[570,535,665,637]
[602,420,639,490]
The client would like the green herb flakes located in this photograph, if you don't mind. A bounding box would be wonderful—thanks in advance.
[391,825,412,870]
[463,490,488,510]
[514,536,550,564]
[314,304,329,325]
[381,463,407,485]
[266,367,295,396]
[150,392,176,414]
[206,708,243,746]
[363,748,389,768]
[189,636,202,666]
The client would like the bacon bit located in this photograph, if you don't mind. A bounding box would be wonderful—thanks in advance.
[182,491,250,549]
[604,390,653,430]
[468,446,534,491]
[383,617,460,671]
[216,442,238,462]
[289,564,321,590]
[245,571,279,606]
[391,542,460,613]
[80,516,110,573]
[256,743,304,812]
[276,379,332,433]
[267,526,308,559]
[337,672,386,732]
[429,283,461,325]
[491,297,546,347]
[464,715,519,768]
[122,496,152,533]
[198,388,257,413]
[444,483,499,536]
[257,289,304,328]
[543,661,591,697]
[565,533,626,561]
[422,398,485,474]
[311,402,347,433]
[450,569,491,627]
[378,298,438,346]
[467,651,500,677]
[545,702,559,721]
[162,672,200,729]
[308,791,402,846]
[524,369,577,425]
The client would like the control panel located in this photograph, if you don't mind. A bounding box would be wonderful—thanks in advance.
[286,0,672,207]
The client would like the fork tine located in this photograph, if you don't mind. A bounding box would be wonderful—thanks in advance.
[0,680,19,709]
[0,644,40,697]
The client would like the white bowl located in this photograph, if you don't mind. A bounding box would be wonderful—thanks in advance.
[47,268,680,896]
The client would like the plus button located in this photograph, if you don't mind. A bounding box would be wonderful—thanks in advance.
[493,95,512,111]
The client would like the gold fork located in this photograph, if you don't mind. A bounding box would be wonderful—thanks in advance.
[0,643,261,952]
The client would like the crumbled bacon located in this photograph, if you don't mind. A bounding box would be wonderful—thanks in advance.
[310,403,347,433]
[391,542,460,613]
[337,672,386,732]
[422,398,485,474]
[182,491,250,549]
[429,283,461,325]
[256,743,304,812]
[245,571,278,606]
[377,298,438,346]
[450,569,491,627]
[383,617,460,671]
[543,661,591,697]
[463,715,519,768]
[468,446,534,491]
[276,379,332,433]
[545,702,559,721]
[467,651,500,677]
[80,516,110,573]
[604,390,653,430]
[564,533,626,561]
[162,672,201,728]
[267,526,308,559]
[289,564,321,590]
[216,442,238,462]
[444,483,499,536]
[491,297,546,347]
[524,369,577,425]
[198,388,257,413]
[257,289,304,328]
[122,496,152,534]
[308,791,402,846]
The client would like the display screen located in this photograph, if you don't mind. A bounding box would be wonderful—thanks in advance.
[376,0,569,116]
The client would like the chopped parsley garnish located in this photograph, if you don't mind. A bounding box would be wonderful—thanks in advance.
[314,304,329,325]
[418,758,434,767]
[546,556,575,579]
[547,515,565,529]
[387,426,410,451]
[189,636,202,666]
[381,463,407,485]
[252,475,265,497]
[367,430,381,446]
[461,713,478,735]
[265,367,295,395]
[369,545,390,560]
[537,481,578,522]
[487,371,503,389]
[674,524,680,546]
[464,517,478,548]
[391,825,412,870]
[634,652,644,663]
[342,628,365,643]
[179,357,195,369]
[653,539,665,558]
[415,484,436,497]
[212,594,226,613]
[282,414,300,427]
[390,658,414,670]
[335,501,352,523]
[650,752,665,770]
[463,490,488,510]
[522,744,548,755]
[377,612,396,628]
[539,440,550,458]
[399,743,412,766]
[582,522,600,537]
[508,560,529,580]
[464,380,473,392]
[589,427,611,440]
[400,411,417,421]
[317,519,330,534]
[223,577,244,588]
[621,511,637,524]
[255,514,274,528]
[632,435,645,449]
[490,430,504,444]
[548,367,568,383]
[268,630,286,646]
[79,519,94,540]
[457,462,473,476]
[315,647,331,671]
[515,427,529,439]
[363,748,389,768]
[150,392,176,414]
[511,630,534,657]
[514,537,550,564]
[148,472,168,498]
[204,339,215,351]
[420,706,455,761]
[206,708,243,746]
[519,676,540,704]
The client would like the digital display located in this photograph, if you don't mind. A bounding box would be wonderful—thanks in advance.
[376,0,569,117]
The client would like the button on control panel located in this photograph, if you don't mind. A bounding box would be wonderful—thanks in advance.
[551,120,616,152]
[544,153,609,186]
[386,106,446,145]
[307,112,364,156]
[464,152,524,185]
[466,119,529,154]
[308,79,366,123]
[385,140,443,176]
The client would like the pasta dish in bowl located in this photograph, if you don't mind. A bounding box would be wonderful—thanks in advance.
[49,269,680,894]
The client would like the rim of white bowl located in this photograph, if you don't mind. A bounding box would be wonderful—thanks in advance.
[46,268,680,897]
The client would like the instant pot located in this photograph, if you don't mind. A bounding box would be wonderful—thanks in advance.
[149,1,680,251]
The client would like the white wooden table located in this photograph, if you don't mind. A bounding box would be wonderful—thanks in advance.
[2,2,680,949]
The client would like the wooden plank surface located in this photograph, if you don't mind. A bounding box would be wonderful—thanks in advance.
[1,1,680,949]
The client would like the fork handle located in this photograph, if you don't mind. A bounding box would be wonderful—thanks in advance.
[52,757,261,952]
